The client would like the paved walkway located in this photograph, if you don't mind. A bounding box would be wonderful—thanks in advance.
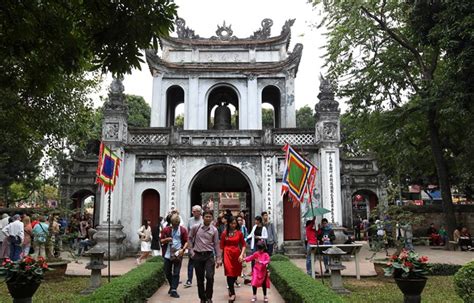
[66,256,137,276]
[148,258,285,303]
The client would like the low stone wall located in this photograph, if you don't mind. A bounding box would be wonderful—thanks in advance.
[406,205,474,237]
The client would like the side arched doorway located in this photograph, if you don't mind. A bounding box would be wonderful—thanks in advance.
[71,189,97,226]
[142,189,160,229]
[190,164,252,230]
[352,189,379,220]
[283,193,301,240]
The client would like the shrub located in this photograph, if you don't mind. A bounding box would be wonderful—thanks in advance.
[429,263,462,276]
[80,258,165,302]
[269,260,343,303]
[454,260,474,303]
[270,254,290,262]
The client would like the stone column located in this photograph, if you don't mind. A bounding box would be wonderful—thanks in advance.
[150,74,164,127]
[315,75,343,225]
[187,76,199,130]
[246,75,259,129]
[283,71,296,127]
[96,77,128,259]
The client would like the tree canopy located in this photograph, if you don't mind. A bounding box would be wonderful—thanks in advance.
[0,1,177,200]
[317,0,474,234]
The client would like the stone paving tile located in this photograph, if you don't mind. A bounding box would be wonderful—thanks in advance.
[147,258,285,303]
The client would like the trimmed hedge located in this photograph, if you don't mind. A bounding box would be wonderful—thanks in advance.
[270,254,290,262]
[80,256,165,302]
[269,260,343,303]
[429,263,462,276]
[454,260,474,303]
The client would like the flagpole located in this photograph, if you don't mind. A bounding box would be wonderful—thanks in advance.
[311,201,325,284]
[106,144,112,283]
[107,189,111,282]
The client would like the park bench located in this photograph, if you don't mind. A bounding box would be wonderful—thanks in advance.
[412,236,430,246]
[448,240,459,251]
[309,243,363,280]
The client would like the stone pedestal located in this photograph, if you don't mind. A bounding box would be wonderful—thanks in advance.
[323,246,350,294]
[81,247,107,295]
[93,224,127,260]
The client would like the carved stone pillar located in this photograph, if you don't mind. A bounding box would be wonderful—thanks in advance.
[315,76,343,225]
[97,77,128,259]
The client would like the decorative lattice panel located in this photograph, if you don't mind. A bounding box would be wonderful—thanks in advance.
[128,133,169,145]
[273,133,315,145]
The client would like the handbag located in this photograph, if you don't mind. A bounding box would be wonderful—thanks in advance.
[170,246,183,263]
[169,227,183,263]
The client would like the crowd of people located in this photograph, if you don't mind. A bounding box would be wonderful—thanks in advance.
[0,211,96,263]
[138,206,276,303]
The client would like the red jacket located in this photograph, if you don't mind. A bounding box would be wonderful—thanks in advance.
[160,225,188,257]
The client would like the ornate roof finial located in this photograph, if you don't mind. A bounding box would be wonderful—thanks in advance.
[105,77,127,112]
[315,74,339,113]
[176,17,199,39]
[110,77,124,95]
[212,21,237,40]
[250,18,273,39]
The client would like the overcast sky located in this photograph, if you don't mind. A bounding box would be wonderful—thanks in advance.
[92,0,345,112]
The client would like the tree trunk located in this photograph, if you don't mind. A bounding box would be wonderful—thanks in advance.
[426,106,457,238]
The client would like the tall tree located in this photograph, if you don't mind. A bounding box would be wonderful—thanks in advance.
[317,0,474,235]
[262,108,275,128]
[0,1,177,196]
[296,105,316,128]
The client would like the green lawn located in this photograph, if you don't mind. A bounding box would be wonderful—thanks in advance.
[342,276,462,303]
[0,277,108,303]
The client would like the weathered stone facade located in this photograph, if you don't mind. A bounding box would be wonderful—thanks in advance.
[62,19,356,258]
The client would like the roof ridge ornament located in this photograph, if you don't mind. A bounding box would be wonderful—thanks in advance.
[176,17,199,39]
[212,21,237,41]
[281,19,296,35]
[250,18,273,39]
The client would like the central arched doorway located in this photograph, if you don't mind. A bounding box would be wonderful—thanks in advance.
[190,164,252,230]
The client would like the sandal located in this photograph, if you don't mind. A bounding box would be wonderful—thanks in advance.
[264,296,269,302]
[228,294,236,302]
[251,296,257,302]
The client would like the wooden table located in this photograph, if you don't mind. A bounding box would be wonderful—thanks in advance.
[309,243,363,280]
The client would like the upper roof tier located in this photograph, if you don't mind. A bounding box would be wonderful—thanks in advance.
[146,18,303,77]
[161,18,295,49]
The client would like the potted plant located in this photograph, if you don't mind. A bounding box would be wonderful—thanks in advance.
[384,249,430,303]
[1,256,49,302]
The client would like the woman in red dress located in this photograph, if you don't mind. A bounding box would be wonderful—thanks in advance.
[221,216,246,302]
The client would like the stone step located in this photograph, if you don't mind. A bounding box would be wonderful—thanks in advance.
[286,253,306,259]
[284,245,306,255]
[284,240,304,246]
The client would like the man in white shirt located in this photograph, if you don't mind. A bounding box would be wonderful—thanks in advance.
[2,214,24,261]
[0,214,9,245]
[184,205,203,288]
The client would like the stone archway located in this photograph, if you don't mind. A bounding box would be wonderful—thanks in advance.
[189,164,252,229]
[352,189,379,219]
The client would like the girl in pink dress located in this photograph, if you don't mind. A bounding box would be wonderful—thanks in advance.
[244,241,270,302]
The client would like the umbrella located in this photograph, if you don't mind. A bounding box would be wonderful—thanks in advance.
[303,207,331,218]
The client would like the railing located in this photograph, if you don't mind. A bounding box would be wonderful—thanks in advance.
[127,128,315,147]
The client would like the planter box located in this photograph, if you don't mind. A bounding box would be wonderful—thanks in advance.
[44,260,70,281]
